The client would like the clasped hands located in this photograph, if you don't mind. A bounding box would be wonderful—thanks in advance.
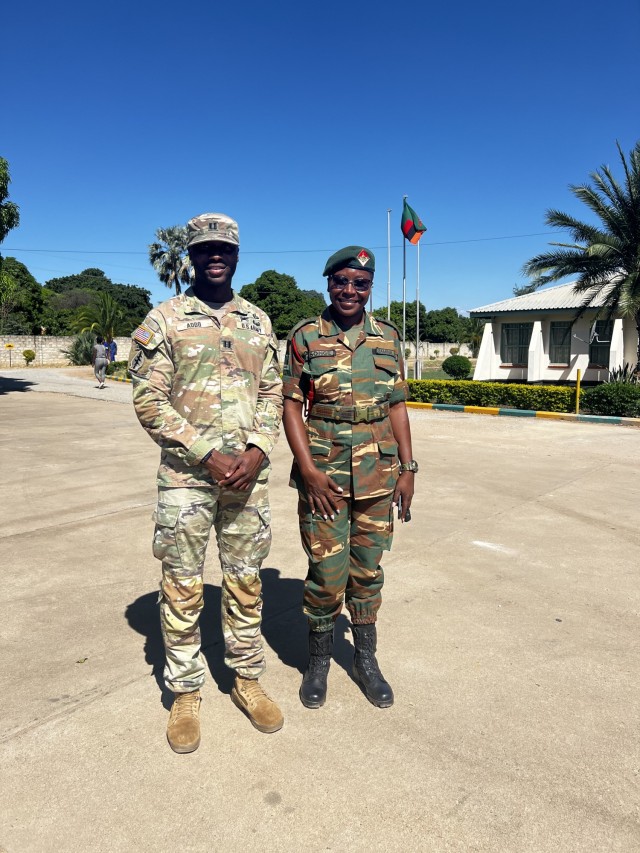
[204,446,264,491]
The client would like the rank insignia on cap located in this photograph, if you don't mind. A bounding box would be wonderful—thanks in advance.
[357,250,370,267]
[133,324,154,346]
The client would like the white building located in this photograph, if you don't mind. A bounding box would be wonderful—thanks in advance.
[470,281,637,383]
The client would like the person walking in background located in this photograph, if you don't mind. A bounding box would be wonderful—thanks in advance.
[129,212,284,753]
[282,246,417,711]
[92,335,108,389]
[108,339,117,362]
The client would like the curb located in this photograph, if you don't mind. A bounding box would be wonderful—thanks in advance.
[107,376,132,384]
[407,401,639,427]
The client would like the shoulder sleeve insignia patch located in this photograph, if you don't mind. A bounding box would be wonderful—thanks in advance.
[133,324,154,346]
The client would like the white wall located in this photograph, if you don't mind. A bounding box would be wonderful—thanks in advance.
[472,312,634,383]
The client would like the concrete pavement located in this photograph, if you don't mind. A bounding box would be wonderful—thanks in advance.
[1,368,639,852]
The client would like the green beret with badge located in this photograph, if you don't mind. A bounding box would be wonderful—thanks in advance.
[323,246,375,277]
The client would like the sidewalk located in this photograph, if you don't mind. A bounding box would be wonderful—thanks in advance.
[1,370,639,852]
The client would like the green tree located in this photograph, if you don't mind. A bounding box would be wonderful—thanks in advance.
[0,257,44,334]
[72,292,125,342]
[422,307,466,342]
[523,140,640,364]
[0,267,18,333]
[149,226,191,296]
[460,317,486,358]
[372,300,428,342]
[44,268,151,333]
[239,270,326,338]
[0,157,20,249]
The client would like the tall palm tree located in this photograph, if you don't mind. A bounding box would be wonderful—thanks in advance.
[523,140,640,363]
[148,226,191,296]
[73,292,124,342]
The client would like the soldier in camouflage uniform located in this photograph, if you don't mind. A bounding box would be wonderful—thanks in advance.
[130,213,284,753]
[282,246,417,710]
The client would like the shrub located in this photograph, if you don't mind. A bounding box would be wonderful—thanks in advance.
[582,383,640,417]
[106,359,129,376]
[606,363,639,384]
[449,346,459,355]
[442,355,472,379]
[63,330,95,365]
[408,379,576,412]
[22,349,36,365]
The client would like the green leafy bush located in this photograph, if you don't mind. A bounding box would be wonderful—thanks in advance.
[62,330,95,365]
[106,359,129,376]
[442,355,472,379]
[582,383,640,417]
[449,346,459,355]
[408,379,576,412]
[22,349,36,365]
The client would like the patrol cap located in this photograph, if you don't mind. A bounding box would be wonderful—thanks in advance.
[323,245,375,277]
[187,213,239,248]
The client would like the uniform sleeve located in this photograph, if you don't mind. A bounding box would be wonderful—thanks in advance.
[282,327,307,403]
[389,329,409,405]
[129,314,215,466]
[246,332,283,457]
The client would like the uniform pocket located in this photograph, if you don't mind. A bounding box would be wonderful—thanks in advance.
[298,511,346,564]
[305,361,341,403]
[152,502,210,574]
[377,439,398,490]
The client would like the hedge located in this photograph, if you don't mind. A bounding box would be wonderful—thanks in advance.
[581,383,640,417]
[407,379,576,412]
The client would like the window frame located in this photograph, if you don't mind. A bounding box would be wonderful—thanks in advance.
[500,322,533,366]
[588,320,613,369]
[549,321,572,366]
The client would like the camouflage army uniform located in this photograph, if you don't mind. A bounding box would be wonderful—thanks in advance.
[130,288,282,692]
[283,307,408,632]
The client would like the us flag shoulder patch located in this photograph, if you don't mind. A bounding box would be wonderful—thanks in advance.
[133,324,154,346]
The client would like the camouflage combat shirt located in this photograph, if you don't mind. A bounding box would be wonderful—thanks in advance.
[283,308,408,499]
[129,288,282,489]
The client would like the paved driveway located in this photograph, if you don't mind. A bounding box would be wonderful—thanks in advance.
[1,369,639,852]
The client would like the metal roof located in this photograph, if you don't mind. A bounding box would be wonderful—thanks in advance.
[470,281,616,317]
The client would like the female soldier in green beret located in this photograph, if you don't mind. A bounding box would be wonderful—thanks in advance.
[283,246,417,709]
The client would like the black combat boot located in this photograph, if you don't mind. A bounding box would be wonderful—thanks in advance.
[299,628,333,708]
[352,623,394,708]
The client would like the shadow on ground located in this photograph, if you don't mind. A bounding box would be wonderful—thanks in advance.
[125,567,355,707]
[0,376,35,395]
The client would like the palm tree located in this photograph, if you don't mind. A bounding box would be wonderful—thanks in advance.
[148,226,191,296]
[73,292,124,342]
[523,140,640,364]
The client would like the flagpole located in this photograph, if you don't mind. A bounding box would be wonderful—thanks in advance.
[416,240,421,379]
[387,209,391,321]
[402,195,407,364]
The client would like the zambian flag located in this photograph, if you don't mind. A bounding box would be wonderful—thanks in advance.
[401,200,426,245]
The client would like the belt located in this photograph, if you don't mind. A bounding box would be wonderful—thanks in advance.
[310,402,390,423]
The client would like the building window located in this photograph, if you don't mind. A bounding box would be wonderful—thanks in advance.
[589,320,612,368]
[500,322,533,365]
[549,321,571,365]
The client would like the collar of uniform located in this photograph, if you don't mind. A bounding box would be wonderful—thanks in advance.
[182,287,248,317]
[318,307,383,338]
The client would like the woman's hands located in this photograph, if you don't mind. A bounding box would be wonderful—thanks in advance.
[301,466,343,519]
[392,471,414,522]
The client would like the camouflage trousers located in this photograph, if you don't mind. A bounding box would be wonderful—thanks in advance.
[298,491,394,632]
[152,482,271,693]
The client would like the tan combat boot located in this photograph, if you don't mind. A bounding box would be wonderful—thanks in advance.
[166,690,201,753]
[231,676,284,733]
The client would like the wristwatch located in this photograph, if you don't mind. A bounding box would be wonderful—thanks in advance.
[399,460,419,473]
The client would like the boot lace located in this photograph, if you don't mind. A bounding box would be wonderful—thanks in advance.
[171,691,200,720]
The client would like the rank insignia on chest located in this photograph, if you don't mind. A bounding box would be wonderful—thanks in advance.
[308,349,336,359]
[373,347,397,359]
[222,339,233,350]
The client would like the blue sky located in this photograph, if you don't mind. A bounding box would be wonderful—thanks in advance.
[2,0,638,315]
